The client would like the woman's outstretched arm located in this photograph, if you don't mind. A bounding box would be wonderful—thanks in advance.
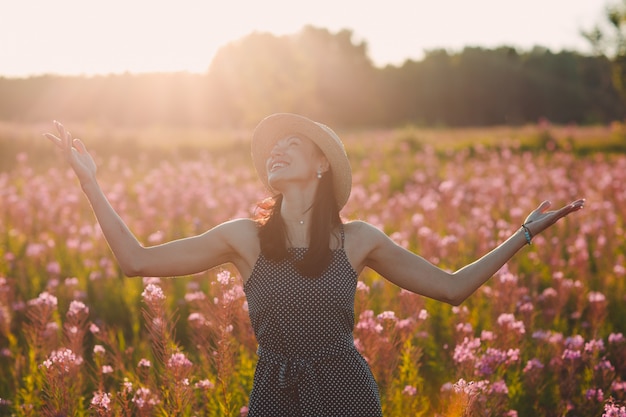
[361,199,585,305]
[43,121,253,278]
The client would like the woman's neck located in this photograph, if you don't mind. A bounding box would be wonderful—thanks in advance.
[280,193,315,226]
[280,194,315,247]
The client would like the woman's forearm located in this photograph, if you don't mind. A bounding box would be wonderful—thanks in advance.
[81,178,145,276]
[449,228,528,305]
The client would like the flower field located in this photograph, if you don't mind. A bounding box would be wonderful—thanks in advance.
[1,123,625,416]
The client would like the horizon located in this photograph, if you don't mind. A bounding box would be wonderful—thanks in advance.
[2,0,609,78]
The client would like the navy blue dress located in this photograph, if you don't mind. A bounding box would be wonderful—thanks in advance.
[243,228,382,416]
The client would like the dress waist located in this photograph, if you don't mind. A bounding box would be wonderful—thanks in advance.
[257,335,355,390]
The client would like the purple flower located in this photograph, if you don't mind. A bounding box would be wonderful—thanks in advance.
[523,358,544,373]
[562,349,582,361]
[490,380,509,395]
[453,337,481,364]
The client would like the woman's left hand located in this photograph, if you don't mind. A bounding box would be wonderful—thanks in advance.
[522,199,585,238]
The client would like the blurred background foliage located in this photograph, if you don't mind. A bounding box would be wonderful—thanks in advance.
[2,18,626,131]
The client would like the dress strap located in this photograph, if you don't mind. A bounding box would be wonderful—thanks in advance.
[340,224,345,249]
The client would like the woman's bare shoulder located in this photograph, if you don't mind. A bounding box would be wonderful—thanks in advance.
[218,218,259,245]
[341,220,386,272]
[344,220,384,241]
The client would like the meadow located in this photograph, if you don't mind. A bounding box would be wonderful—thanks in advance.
[0,121,625,416]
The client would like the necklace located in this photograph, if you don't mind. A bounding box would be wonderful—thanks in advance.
[286,203,314,226]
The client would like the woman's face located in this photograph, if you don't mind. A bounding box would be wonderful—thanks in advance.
[265,136,327,190]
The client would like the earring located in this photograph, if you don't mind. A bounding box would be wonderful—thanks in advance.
[317,170,322,179]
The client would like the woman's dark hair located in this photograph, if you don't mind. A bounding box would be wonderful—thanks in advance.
[255,170,342,277]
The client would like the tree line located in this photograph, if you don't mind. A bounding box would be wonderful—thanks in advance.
[1,25,623,129]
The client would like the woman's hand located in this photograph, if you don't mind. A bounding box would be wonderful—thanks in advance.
[44,121,97,186]
[522,199,585,239]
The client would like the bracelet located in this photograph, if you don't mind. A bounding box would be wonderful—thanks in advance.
[521,224,533,245]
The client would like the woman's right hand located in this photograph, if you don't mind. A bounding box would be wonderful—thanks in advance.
[44,121,97,186]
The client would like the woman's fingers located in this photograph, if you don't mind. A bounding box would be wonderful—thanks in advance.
[538,200,552,213]
[43,132,63,148]
[73,138,87,154]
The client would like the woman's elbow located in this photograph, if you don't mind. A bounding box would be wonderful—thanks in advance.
[116,249,146,277]
[441,279,468,306]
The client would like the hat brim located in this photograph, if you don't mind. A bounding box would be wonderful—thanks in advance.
[251,113,352,209]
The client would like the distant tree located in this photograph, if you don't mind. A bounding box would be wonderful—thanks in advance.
[583,0,626,105]
[206,26,380,128]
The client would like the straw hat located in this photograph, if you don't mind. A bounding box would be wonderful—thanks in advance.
[251,113,352,209]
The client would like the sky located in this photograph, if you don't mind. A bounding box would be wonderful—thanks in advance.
[0,0,609,78]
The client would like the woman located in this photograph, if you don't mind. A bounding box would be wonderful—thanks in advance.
[44,113,584,417]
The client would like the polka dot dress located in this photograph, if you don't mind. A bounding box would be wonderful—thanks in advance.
[243,227,382,417]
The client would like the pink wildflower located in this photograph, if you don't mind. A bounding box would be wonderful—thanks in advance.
[132,387,160,409]
[585,388,604,402]
[611,381,626,392]
[565,335,585,349]
[588,291,606,303]
[396,318,414,329]
[188,312,208,326]
[490,380,509,395]
[356,281,370,293]
[480,330,494,341]
[41,348,83,373]
[90,391,112,410]
[217,270,231,285]
[184,291,206,302]
[595,360,615,372]
[609,333,625,344]
[138,358,151,368]
[28,291,58,308]
[584,339,605,353]
[195,379,215,390]
[562,349,582,361]
[453,337,481,364]
[603,402,626,416]
[93,345,106,355]
[167,352,192,370]
[141,284,165,303]
[377,311,397,321]
[142,277,161,286]
[523,358,544,373]
[402,385,417,396]
[102,365,113,374]
[67,300,89,316]
[496,313,525,335]
[122,380,133,395]
[456,322,473,334]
